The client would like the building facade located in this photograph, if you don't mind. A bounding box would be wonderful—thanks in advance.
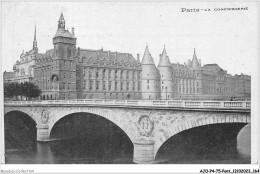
[4,13,251,100]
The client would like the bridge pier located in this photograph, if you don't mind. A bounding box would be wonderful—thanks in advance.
[133,138,155,164]
[36,124,50,142]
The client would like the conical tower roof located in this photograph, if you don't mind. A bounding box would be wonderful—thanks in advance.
[58,12,65,29]
[191,48,199,68]
[59,12,65,22]
[141,44,155,65]
[158,45,171,67]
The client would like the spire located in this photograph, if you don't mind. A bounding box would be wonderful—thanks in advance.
[58,12,65,29]
[141,44,155,65]
[158,44,171,67]
[33,24,37,50]
[191,48,199,68]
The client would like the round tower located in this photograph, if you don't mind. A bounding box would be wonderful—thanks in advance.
[141,44,161,100]
[157,45,173,100]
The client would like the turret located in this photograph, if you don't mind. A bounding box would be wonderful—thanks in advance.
[158,45,174,99]
[141,44,161,100]
[158,45,171,67]
[58,12,65,29]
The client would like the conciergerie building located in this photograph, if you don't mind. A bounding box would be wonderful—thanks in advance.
[3,13,251,100]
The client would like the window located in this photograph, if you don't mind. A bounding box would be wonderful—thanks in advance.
[68,83,70,90]
[109,81,112,91]
[115,70,118,78]
[121,82,123,91]
[96,81,100,90]
[127,82,129,91]
[89,69,93,78]
[64,73,66,79]
[89,81,93,90]
[147,85,149,90]
[83,80,86,90]
[133,82,135,91]
[162,81,164,84]
[67,48,71,58]
[162,86,164,90]
[126,71,129,79]
[103,82,106,91]
[115,82,118,90]
[103,69,106,78]
[119,71,122,79]
[147,80,149,84]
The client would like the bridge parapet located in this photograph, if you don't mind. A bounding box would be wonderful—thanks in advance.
[4,99,251,110]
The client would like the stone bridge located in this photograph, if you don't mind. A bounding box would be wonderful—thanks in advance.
[4,99,251,163]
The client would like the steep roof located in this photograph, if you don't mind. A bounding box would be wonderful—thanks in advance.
[77,48,140,69]
[54,29,75,38]
[141,44,155,65]
[203,63,221,71]
[158,45,171,67]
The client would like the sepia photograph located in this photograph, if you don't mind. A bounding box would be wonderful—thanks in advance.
[0,1,259,173]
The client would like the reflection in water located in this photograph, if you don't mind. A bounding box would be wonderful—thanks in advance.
[5,138,133,164]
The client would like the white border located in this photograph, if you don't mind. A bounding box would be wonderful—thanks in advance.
[1,0,259,173]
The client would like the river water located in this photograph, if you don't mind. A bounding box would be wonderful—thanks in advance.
[5,124,251,164]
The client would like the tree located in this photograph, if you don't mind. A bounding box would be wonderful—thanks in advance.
[4,82,41,101]
[4,82,20,100]
[27,83,42,99]
[4,83,13,99]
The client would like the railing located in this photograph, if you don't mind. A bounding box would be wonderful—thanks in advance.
[4,99,251,110]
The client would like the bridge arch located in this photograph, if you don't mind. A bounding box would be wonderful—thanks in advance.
[4,109,36,123]
[48,109,138,143]
[4,110,37,150]
[154,114,250,157]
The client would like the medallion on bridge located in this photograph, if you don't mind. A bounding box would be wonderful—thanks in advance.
[137,115,154,137]
[41,110,49,124]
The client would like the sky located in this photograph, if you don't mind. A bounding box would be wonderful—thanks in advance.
[1,1,258,75]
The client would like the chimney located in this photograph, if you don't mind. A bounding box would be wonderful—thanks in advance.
[137,54,140,62]
[72,27,75,36]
